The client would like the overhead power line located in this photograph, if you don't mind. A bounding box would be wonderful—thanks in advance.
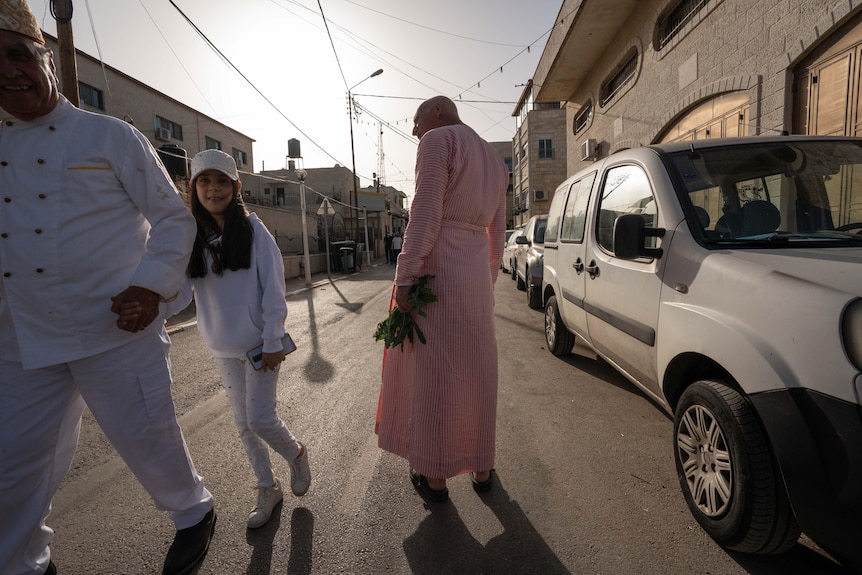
[342,0,534,47]
[168,0,347,169]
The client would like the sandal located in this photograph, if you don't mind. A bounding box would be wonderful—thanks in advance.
[409,468,449,502]
[471,469,495,493]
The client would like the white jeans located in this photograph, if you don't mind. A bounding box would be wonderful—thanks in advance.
[0,329,213,575]
[215,357,301,488]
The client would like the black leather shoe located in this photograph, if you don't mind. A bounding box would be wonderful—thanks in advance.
[409,468,449,502]
[471,469,495,493]
[162,508,216,575]
[45,561,57,575]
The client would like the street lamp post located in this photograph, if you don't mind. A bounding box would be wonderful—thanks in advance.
[320,198,332,277]
[296,169,312,286]
[348,68,383,242]
[361,207,371,268]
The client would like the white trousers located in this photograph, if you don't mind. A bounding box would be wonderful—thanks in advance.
[215,357,301,488]
[0,329,213,575]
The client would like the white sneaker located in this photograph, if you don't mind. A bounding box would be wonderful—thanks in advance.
[288,443,311,496]
[247,479,284,529]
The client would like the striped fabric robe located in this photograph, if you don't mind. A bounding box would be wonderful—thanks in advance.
[376,123,509,479]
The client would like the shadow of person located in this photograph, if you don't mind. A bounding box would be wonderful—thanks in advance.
[478,477,571,574]
[287,507,314,575]
[243,505,315,575]
[403,475,570,575]
[244,500,283,575]
[403,504,486,575]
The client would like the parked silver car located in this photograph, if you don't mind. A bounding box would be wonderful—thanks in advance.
[541,136,862,569]
[501,229,522,276]
[514,215,547,309]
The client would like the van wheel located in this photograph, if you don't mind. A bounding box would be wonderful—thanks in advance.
[516,267,526,291]
[527,271,542,309]
[544,295,575,356]
[511,263,516,281]
[674,380,799,554]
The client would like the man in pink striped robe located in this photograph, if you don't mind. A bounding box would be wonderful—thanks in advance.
[376,96,509,502]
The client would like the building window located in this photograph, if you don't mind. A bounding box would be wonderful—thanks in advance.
[504,158,513,174]
[155,116,183,141]
[205,136,221,150]
[232,148,248,168]
[78,82,104,110]
[600,51,638,107]
[657,0,711,50]
[538,139,554,159]
[533,101,561,111]
[573,102,593,135]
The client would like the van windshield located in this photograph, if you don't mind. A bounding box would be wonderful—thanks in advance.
[666,140,862,247]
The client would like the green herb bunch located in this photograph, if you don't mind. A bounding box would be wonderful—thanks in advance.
[374,274,437,350]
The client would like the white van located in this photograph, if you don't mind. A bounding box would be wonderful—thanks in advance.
[541,136,862,568]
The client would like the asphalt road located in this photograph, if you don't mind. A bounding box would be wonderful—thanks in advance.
[47,263,852,574]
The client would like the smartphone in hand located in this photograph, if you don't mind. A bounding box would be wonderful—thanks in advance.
[246,333,297,370]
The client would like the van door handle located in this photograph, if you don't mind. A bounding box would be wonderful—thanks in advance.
[586,260,600,278]
[573,258,584,274]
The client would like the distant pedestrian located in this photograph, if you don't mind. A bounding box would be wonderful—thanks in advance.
[181,149,311,530]
[376,96,509,503]
[384,233,393,264]
[0,3,215,573]
[391,234,403,264]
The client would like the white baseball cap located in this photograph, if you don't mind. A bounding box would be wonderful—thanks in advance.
[190,149,239,181]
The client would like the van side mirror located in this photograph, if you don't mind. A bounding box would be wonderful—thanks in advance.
[515,235,529,245]
[614,214,666,260]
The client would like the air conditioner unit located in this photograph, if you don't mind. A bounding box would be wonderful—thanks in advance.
[580,138,598,161]
[156,127,171,141]
[533,190,548,202]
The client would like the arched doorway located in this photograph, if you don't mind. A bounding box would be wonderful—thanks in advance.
[657,92,750,143]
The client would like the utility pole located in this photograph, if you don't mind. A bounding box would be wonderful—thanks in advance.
[347,68,383,240]
[53,0,79,106]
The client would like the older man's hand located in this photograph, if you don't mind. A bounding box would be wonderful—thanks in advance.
[394,284,415,313]
[111,286,160,332]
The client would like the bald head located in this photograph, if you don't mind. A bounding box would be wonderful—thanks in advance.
[412,96,463,139]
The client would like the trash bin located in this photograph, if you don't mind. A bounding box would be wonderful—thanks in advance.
[340,246,354,272]
[331,240,357,272]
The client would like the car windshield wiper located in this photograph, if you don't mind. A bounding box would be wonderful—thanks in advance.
[705,232,862,245]
[762,232,862,242]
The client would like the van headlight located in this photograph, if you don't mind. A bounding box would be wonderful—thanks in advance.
[842,298,862,371]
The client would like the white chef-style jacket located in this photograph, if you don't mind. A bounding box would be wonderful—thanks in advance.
[184,214,288,358]
[0,96,196,369]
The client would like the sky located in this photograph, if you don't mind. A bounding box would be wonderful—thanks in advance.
[26,0,563,198]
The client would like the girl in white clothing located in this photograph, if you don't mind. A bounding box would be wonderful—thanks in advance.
[185,149,311,529]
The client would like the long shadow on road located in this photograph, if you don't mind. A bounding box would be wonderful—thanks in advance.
[403,477,571,574]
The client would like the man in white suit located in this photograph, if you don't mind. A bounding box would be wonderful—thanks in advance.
[0,2,216,574]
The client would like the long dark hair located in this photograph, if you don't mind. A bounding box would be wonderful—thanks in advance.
[186,180,254,278]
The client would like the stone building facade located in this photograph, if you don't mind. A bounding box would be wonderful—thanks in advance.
[533,0,862,202]
[511,80,568,227]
